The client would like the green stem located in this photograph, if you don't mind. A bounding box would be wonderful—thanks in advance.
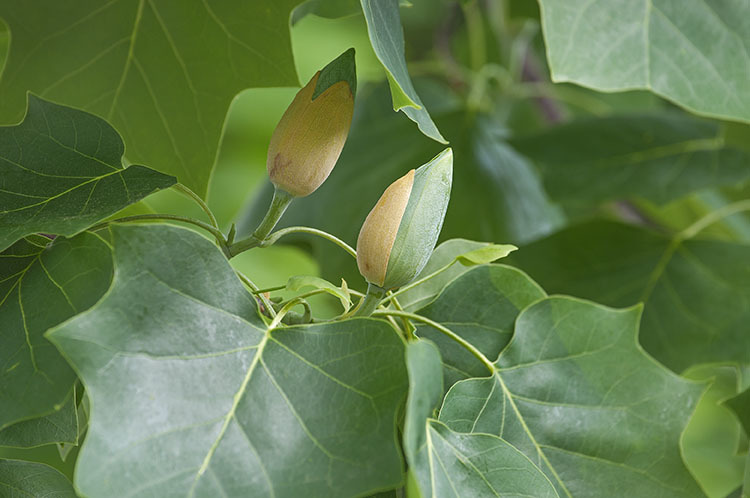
[373,310,495,374]
[236,271,276,319]
[268,298,307,329]
[89,214,225,243]
[264,226,357,259]
[354,283,387,317]
[509,82,611,116]
[679,199,750,240]
[227,187,294,257]
[461,0,487,72]
[387,291,415,340]
[173,183,219,229]
[252,284,287,295]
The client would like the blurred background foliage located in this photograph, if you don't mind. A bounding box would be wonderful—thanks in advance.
[1,1,748,496]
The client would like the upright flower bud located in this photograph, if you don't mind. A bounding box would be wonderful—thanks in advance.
[267,48,357,197]
[357,148,453,291]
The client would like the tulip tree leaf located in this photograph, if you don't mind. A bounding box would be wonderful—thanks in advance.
[538,0,750,123]
[0,95,175,252]
[0,459,76,497]
[510,113,750,206]
[360,0,446,143]
[403,339,558,498]
[0,386,78,448]
[439,296,704,498]
[0,0,303,196]
[415,265,546,390]
[47,224,408,498]
[0,232,112,430]
[508,220,750,373]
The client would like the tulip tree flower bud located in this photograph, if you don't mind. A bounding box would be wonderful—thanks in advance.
[357,149,453,298]
[267,48,357,198]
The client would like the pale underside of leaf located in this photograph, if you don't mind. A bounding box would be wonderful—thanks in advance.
[539,0,750,123]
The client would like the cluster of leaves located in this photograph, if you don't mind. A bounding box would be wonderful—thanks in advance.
[1,1,749,497]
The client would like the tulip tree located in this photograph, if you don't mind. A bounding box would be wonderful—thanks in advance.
[0,2,748,498]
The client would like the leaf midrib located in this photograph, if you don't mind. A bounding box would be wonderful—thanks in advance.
[493,371,573,498]
[189,333,269,497]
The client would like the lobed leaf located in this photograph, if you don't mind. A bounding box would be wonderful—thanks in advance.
[439,296,704,497]
[48,224,408,498]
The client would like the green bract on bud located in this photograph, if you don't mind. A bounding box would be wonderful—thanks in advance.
[267,48,357,197]
[357,148,453,290]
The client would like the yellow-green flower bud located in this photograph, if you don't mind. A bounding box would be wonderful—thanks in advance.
[357,148,453,290]
[267,48,356,197]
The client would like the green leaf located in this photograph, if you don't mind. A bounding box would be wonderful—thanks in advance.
[456,244,517,266]
[508,220,750,372]
[0,385,77,448]
[439,297,704,497]
[403,340,558,498]
[681,365,746,498]
[0,95,175,251]
[538,0,750,123]
[360,0,446,143]
[0,0,303,196]
[48,224,408,498]
[510,113,750,206]
[0,459,76,497]
[0,232,112,429]
[469,118,565,243]
[416,265,546,390]
[286,275,351,311]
